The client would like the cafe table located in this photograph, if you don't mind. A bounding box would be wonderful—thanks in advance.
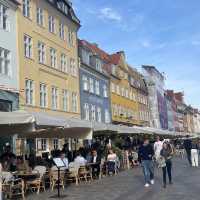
[14,171,39,191]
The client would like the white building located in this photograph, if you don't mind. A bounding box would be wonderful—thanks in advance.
[0,0,20,153]
[0,0,19,111]
[142,65,166,129]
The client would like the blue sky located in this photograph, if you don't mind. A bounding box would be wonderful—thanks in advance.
[72,0,200,108]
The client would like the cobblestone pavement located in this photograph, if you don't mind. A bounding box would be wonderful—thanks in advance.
[27,159,200,200]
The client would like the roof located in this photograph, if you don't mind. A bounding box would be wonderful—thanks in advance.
[47,0,80,26]
[79,40,111,62]
[110,53,121,65]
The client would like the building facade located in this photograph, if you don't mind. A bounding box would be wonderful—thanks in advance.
[165,90,176,131]
[78,40,111,124]
[142,65,167,129]
[0,0,20,112]
[16,0,80,155]
[128,67,150,127]
[0,0,20,153]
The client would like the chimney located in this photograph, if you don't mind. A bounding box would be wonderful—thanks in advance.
[92,43,98,48]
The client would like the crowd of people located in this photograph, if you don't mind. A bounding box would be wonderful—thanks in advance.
[1,135,199,195]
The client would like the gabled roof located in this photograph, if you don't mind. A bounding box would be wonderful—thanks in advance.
[110,53,121,65]
[79,39,111,62]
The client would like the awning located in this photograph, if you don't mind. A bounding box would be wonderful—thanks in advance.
[0,110,35,135]
[20,112,93,140]
[19,127,93,140]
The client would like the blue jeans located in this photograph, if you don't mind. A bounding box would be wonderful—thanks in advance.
[141,160,154,184]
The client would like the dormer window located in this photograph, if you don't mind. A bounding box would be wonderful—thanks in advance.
[111,65,116,76]
[96,58,102,72]
[81,49,90,65]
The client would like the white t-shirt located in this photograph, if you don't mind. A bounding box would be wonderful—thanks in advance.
[93,156,97,163]
[154,141,163,157]
[74,156,87,166]
[107,153,117,162]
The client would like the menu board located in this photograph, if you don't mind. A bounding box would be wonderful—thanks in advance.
[53,158,66,168]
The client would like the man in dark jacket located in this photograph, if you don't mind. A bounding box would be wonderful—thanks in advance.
[90,150,101,178]
[138,138,155,187]
[183,135,192,166]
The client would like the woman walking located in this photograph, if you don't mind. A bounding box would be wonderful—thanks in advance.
[160,142,173,188]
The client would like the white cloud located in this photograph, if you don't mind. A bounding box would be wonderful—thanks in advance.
[99,7,122,22]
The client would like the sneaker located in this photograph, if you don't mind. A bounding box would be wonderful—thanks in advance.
[169,181,173,185]
[163,184,166,188]
[150,180,155,185]
[144,183,150,187]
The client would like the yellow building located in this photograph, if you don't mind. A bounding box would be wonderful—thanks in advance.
[16,0,80,155]
[109,52,141,126]
[128,67,150,127]
[83,45,150,127]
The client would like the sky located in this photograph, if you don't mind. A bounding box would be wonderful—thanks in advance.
[71,0,200,108]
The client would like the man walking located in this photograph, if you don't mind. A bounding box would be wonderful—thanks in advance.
[139,138,155,188]
[183,135,192,166]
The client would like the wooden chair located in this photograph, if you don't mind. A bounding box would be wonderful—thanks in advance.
[26,166,46,194]
[50,169,65,191]
[66,163,79,185]
[2,173,25,199]
[78,166,92,183]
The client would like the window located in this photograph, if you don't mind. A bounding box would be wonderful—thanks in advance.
[59,22,65,40]
[51,86,58,110]
[53,139,59,150]
[40,83,47,108]
[84,103,89,120]
[81,49,90,65]
[62,89,69,112]
[97,107,102,122]
[105,109,110,123]
[41,139,47,151]
[36,7,44,26]
[125,89,129,98]
[24,35,32,58]
[0,47,10,76]
[70,58,76,76]
[37,138,47,151]
[23,0,30,18]
[91,105,96,121]
[111,83,115,93]
[95,80,100,95]
[82,75,89,91]
[72,92,78,113]
[50,48,57,68]
[89,78,94,93]
[49,15,55,33]
[61,53,67,72]
[96,59,102,72]
[0,4,9,30]
[38,42,45,64]
[68,29,73,46]
[116,85,120,95]
[25,79,34,105]
[121,87,125,97]
[103,84,108,98]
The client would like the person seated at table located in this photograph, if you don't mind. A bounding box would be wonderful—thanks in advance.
[107,149,117,175]
[90,150,101,178]
[60,151,69,170]
[17,157,31,172]
[74,151,87,167]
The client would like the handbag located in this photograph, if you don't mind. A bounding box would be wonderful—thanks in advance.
[157,156,166,168]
